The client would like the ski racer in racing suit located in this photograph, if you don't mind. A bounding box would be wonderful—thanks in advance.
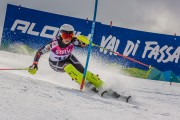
[28,24,104,92]
[28,23,127,100]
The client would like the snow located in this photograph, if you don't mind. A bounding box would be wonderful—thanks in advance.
[0,50,180,120]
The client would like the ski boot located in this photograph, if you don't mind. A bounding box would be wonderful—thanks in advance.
[85,82,99,93]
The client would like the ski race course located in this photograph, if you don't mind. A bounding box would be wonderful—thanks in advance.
[0,50,180,120]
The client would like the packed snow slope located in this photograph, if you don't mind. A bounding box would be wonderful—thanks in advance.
[0,50,180,120]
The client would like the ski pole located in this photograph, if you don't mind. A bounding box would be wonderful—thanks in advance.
[92,44,151,68]
[0,68,29,70]
[77,35,151,69]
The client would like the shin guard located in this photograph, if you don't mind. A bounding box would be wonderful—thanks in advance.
[64,64,104,88]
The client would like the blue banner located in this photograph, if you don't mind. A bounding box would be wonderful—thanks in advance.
[1,4,180,77]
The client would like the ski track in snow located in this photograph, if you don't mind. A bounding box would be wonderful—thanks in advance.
[0,51,180,120]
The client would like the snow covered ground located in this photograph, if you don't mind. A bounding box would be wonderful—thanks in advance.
[0,50,180,120]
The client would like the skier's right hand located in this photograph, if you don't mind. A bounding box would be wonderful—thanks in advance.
[28,62,38,75]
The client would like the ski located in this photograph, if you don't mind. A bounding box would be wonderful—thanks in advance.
[100,90,132,103]
[87,85,132,103]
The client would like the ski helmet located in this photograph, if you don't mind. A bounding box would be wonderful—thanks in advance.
[60,24,74,34]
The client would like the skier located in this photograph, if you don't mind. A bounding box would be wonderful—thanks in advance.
[28,24,103,92]
[28,24,129,101]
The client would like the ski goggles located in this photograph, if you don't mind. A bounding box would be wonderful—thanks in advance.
[61,32,74,39]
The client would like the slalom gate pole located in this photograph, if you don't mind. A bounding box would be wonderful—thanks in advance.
[92,44,151,68]
[80,0,98,91]
[0,68,29,70]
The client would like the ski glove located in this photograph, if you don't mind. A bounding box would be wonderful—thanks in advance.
[77,35,89,47]
[80,42,88,47]
[28,63,38,75]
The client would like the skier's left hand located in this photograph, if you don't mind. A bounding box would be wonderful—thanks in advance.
[80,42,88,47]
[77,35,89,47]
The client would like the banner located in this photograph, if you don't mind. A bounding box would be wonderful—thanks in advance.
[1,4,180,81]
